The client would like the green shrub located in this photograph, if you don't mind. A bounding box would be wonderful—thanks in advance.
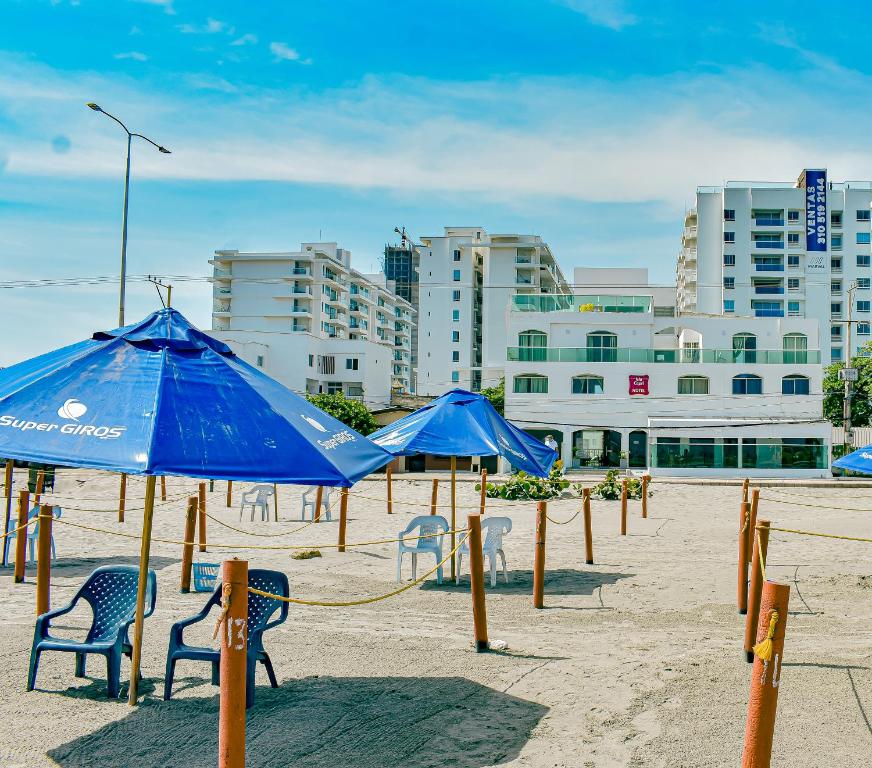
[590,469,651,500]
[476,460,571,500]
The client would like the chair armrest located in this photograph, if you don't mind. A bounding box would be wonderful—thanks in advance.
[35,600,77,633]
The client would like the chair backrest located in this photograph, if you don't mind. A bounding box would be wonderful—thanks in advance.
[79,565,157,644]
[482,516,512,551]
[403,514,448,539]
[247,569,289,651]
[30,505,61,538]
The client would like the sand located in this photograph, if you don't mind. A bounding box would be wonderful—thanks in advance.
[0,471,870,767]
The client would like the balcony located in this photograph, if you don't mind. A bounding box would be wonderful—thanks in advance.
[212,268,231,280]
[292,267,311,276]
[753,217,785,226]
[752,240,784,249]
[291,285,311,295]
[754,262,784,272]
[515,274,536,285]
[506,347,820,364]
[754,308,784,318]
[511,294,651,313]
[753,285,784,295]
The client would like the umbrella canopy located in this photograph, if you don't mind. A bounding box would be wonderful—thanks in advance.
[0,308,391,486]
[369,388,557,477]
[832,445,872,475]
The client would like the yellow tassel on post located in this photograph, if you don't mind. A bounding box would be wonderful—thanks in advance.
[752,610,779,662]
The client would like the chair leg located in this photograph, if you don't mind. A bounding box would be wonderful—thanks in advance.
[164,657,176,700]
[75,652,87,678]
[27,646,41,692]
[396,552,403,583]
[106,651,122,698]
[489,553,497,588]
[51,537,56,560]
[500,550,508,583]
[411,552,417,581]
[211,659,220,686]
[245,656,256,709]
[436,552,443,585]
[261,653,278,688]
[28,538,35,563]
[456,552,463,583]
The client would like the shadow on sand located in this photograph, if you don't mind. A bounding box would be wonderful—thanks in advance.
[47,555,177,579]
[421,567,632,597]
[48,675,549,768]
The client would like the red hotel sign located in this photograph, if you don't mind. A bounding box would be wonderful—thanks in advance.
[629,375,649,396]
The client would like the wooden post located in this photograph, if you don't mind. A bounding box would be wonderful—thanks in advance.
[450,456,457,583]
[748,489,760,564]
[479,469,487,516]
[118,473,127,523]
[620,478,628,536]
[314,485,324,522]
[226,480,233,508]
[128,475,156,705]
[582,487,593,565]
[34,470,45,506]
[533,501,547,609]
[160,475,167,502]
[338,487,348,552]
[14,490,29,583]
[430,478,439,516]
[180,496,198,593]
[2,459,13,567]
[273,483,279,522]
[744,520,771,663]
[741,580,791,768]
[742,477,750,504]
[36,505,52,615]
[198,482,207,553]
[738,500,750,614]
[641,475,649,519]
[467,514,489,651]
[218,558,248,768]
[386,465,393,515]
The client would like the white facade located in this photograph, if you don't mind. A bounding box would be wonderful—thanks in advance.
[209,243,415,407]
[503,281,830,477]
[677,170,872,365]
[414,227,570,396]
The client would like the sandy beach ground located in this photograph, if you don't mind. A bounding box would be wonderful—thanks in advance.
[0,471,870,767]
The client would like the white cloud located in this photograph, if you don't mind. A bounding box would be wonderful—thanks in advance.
[269,42,309,64]
[231,33,258,47]
[556,0,637,30]
[177,18,234,35]
[114,51,148,62]
[132,0,175,15]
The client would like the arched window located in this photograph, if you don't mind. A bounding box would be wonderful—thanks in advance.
[677,375,709,395]
[782,333,808,364]
[586,331,618,362]
[518,330,548,362]
[732,374,763,395]
[782,374,810,395]
[732,333,757,363]
[572,375,604,395]
[513,374,548,394]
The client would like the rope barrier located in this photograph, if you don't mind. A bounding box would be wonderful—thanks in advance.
[767,525,872,545]
[246,534,469,607]
[759,495,872,513]
[756,528,767,582]
[204,512,318,538]
[349,489,584,511]
[546,507,582,525]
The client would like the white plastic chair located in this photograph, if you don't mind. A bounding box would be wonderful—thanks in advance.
[301,486,334,521]
[457,516,512,587]
[396,515,449,585]
[239,484,275,521]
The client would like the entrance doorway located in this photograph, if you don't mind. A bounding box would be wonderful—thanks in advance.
[628,430,648,468]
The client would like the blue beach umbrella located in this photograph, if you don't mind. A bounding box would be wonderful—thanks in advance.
[833,445,872,475]
[0,308,392,702]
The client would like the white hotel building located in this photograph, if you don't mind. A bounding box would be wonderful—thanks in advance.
[209,242,415,407]
[504,268,829,477]
[677,169,872,364]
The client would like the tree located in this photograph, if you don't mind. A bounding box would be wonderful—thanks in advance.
[823,342,872,427]
[480,378,504,415]
[305,393,378,436]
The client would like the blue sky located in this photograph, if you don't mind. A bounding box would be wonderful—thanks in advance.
[3,0,872,363]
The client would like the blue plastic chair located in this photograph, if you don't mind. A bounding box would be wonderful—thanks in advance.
[27,565,157,698]
[3,505,61,565]
[164,568,289,708]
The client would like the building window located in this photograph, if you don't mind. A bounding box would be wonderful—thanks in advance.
[308,354,314,367]
[732,333,757,363]
[723,254,736,267]
[858,301,871,313]
[858,210,871,222]
[832,280,842,294]
[787,278,800,292]
[859,233,871,245]
[452,310,460,321]
[451,371,460,383]
[572,375,604,395]
[724,209,735,221]
[452,351,460,362]
[452,330,460,342]
[783,333,808,364]
[788,301,800,317]
[832,257,842,272]
[832,347,843,362]
[787,232,800,246]
[832,302,842,316]
[724,299,735,313]
[788,209,800,223]
[586,331,618,362]
[832,325,842,340]
[723,277,735,289]
[858,255,871,268]
[859,322,871,335]
[732,374,763,395]
[513,374,548,394]
[832,234,843,250]
[453,270,461,281]
[724,231,735,243]
[453,249,461,261]
[782,375,810,395]
[345,358,359,370]
[518,330,548,361]
[858,278,871,289]
[831,211,843,227]
[256,355,264,368]
[452,290,461,301]
[677,376,709,395]
[788,254,800,267]
[742,438,825,469]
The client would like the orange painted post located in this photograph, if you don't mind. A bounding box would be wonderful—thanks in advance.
[118,473,127,523]
[34,470,45,506]
[748,489,760,564]
[479,469,487,515]
[14,490,29,583]
[582,488,593,565]
[273,483,279,522]
[36,505,52,615]
[196,481,207,553]
[180,496,198,593]
[2,459,13,567]
[429,478,439,516]
[741,580,791,768]
[386,465,393,515]
[738,500,750,614]
[338,487,348,552]
[314,485,324,522]
[533,501,547,609]
[218,558,248,768]
[467,514,489,651]
[620,479,628,536]
[744,520,771,663]
[226,480,233,508]
[160,475,167,502]
[641,475,649,519]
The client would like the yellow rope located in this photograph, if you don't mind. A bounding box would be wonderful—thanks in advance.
[756,529,767,582]
[741,505,750,534]
[760,496,872,513]
[546,507,582,525]
[204,512,317,538]
[768,526,872,544]
[752,610,779,662]
[0,516,38,541]
[247,535,468,607]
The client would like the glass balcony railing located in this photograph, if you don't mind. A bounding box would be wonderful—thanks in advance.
[754,308,784,318]
[752,240,784,249]
[754,286,784,295]
[753,218,785,226]
[506,347,820,364]
[754,263,784,272]
[511,294,652,313]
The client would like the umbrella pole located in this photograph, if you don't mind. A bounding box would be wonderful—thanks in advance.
[2,460,13,567]
[128,474,156,706]
[451,456,457,583]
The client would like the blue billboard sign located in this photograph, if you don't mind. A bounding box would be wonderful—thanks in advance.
[805,169,827,252]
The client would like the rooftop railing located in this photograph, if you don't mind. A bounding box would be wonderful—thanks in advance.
[506,347,820,364]
[511,294,652,313]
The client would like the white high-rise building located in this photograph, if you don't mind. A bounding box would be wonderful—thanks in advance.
[414,227,570,395]
[676,169,872,365]
[209,242,415,407]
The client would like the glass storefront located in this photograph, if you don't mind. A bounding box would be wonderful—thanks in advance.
[652,437,826,470]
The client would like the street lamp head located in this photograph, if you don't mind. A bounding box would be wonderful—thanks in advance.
[158,146,171,154]
[86,102,102,112]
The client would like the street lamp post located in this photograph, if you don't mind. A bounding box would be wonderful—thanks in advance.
[87,103,170,327]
